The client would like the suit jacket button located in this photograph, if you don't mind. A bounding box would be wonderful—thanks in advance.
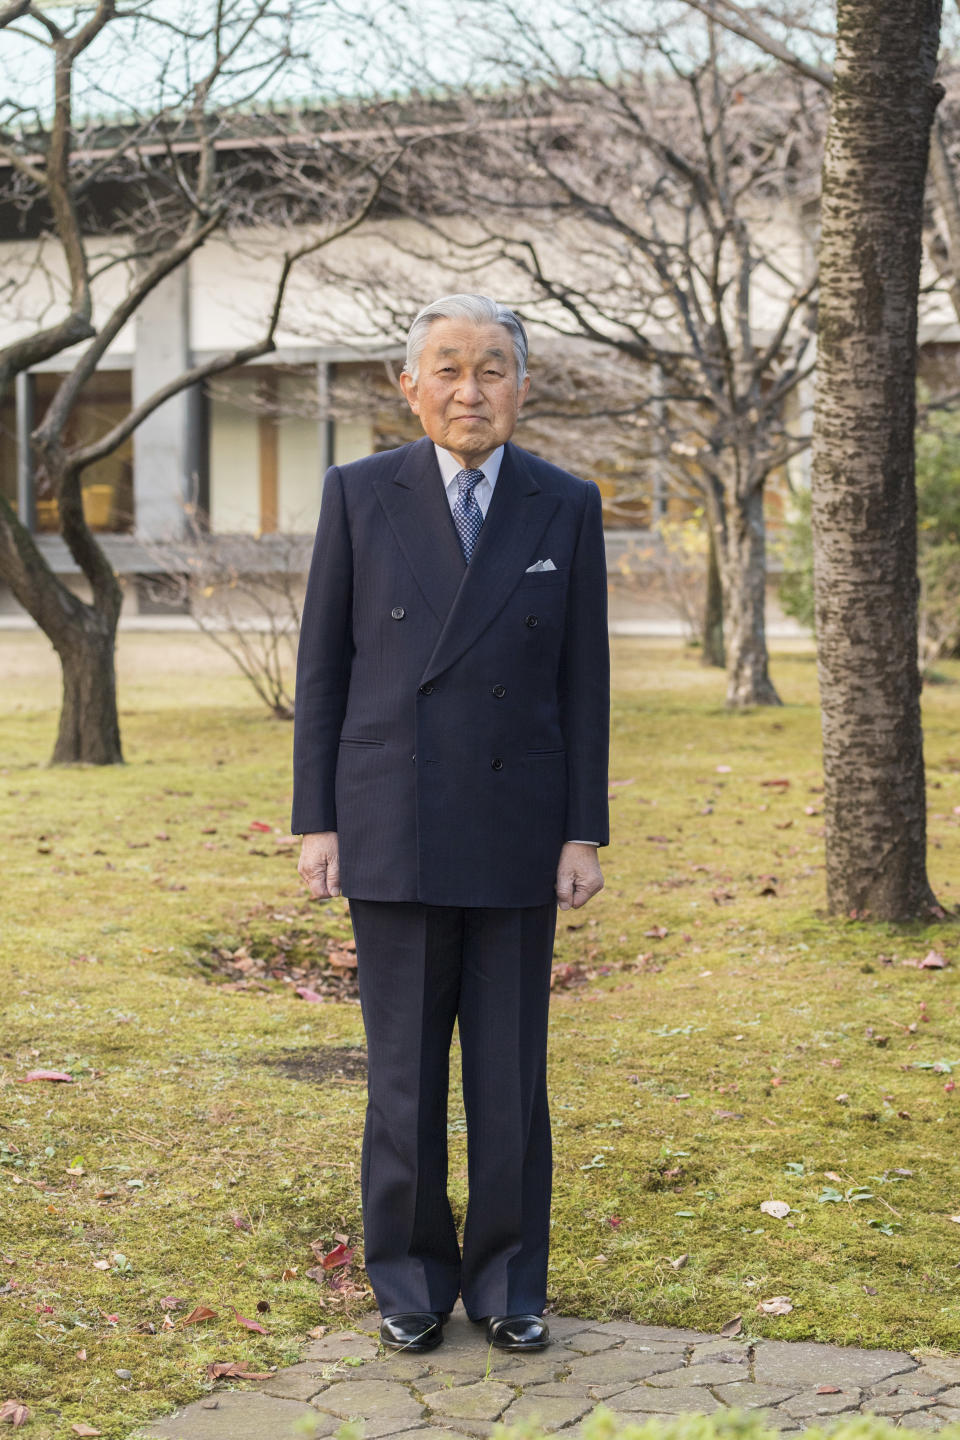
[524,614,539,628]
[391,606,406,620]
[492,684,506,698]
[418,683,434,695]
[491,757,503,771]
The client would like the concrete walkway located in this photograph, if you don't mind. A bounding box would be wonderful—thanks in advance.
[134,1304,960,1440]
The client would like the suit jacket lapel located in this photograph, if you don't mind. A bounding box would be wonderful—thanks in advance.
[373,437,466,623]
[422,442,560,683]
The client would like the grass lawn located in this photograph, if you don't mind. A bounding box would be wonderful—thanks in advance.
[2,631,960,1438]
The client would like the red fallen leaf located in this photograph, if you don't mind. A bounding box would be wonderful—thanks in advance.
[946,1080,956,1093]
[295,987,324,1003]
[249,821,272,833]
[760,778,791,788]
[182,1305,218,1325]
[231,1215,253,1233]
[919,950,948,969]
[35,1303,53,1314]
[159,1297,184,1310]
[207,1362,274,1380]
[817,1386,842,1395]
[607,1216,622,1228]
[0,1399,29,1427]
[233,1307,270,1334]
[22,1070,73,1083]
[321,1243,354,1270]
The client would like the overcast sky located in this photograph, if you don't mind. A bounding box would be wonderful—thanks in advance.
[1,0,954,131]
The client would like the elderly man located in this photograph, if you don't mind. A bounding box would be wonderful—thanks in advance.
[293,294,609,1353]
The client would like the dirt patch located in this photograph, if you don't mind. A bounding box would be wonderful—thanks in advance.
[260,1046,368,1084]
[194,901,359,1001]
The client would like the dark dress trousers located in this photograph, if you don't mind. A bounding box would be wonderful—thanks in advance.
[292,435,610,1318]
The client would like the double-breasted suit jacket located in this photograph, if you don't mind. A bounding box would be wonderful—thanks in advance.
[291,435,610,904]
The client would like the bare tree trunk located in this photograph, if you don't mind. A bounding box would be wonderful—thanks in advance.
[53,621,123,764]
[701,520,725,669]
[811,0,943,918]
[718,486,781,707]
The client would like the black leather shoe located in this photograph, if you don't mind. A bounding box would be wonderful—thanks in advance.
[485,1314,550,1350]
[379,1311,445,1351]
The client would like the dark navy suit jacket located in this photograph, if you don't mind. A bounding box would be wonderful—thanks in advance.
[291,435,610,907]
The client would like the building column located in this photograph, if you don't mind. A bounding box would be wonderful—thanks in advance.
[133,264,195,540]
[317,360,334,480]
[15,371,36,532]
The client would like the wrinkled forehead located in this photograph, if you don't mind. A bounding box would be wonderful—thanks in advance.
[421,319,517,368]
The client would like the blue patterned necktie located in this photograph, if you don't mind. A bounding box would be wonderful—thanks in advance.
[452,468,486,562]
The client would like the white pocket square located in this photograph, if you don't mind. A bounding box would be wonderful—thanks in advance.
[525,558,557,572]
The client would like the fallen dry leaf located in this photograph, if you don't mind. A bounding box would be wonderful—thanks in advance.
[207,1362,274,1380]
[22,1070,73,1084]
[919,950,948,969]
[0,1399,29,1428]
[760,1200,791,1220]
[249,821,272,833]
[159,1296,184,1310]
[719,1315,743,1338]
[295,987,324,1003]
[233,1307,270,1335]
[669,1254,689,1270]
[644,925,669,939]
[182,1305,218,1326]
[816,1386,842,1395]
[71,1425,102,1436]
[320,1243,354,1270]
[757,1296,793,1315]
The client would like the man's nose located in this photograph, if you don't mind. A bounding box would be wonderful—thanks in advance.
[454,372,483,402]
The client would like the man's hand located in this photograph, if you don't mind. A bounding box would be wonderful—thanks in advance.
[555,841,604,911]
[298,831,340,899]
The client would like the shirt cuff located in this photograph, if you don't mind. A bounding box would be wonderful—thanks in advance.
[567,839,599,846]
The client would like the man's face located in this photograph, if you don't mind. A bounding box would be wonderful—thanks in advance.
[399,318,530,467]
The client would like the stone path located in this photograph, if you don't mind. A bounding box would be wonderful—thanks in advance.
[133,1305,960,1440]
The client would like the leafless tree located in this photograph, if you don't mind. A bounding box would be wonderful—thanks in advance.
[320,12,823,705]
[677,0,947,917]
[0,0,407,763]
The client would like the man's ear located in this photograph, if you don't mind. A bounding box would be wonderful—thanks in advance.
[517,373,531,410]
[399,370,420,415]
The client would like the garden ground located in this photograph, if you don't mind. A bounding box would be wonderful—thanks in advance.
[2,632,960,1439]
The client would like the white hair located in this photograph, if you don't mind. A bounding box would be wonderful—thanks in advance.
[403,293,529,384]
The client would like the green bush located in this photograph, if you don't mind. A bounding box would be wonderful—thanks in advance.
[777,389,960,664]
[495,1406,960,1440]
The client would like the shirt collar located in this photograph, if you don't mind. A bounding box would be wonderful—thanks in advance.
[434,443,505,491]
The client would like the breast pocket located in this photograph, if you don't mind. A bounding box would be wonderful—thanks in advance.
[518,567,568,589]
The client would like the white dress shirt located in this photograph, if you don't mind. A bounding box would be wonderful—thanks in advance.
[433,444,599,850]
[434,443,504,517]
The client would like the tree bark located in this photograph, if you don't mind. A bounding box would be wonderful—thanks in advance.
[717,485,781,707]
[52,620,123,765]
[811,0,943,918]
[701,519,725,669]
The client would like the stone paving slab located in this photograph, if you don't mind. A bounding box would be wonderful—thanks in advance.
[424,1380,516,1421]
[136,1389,337,1439]
[136,1301,960,1439]
[753,1340,916,1390]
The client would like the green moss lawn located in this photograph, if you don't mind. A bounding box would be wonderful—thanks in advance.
[3,631,960,1438]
